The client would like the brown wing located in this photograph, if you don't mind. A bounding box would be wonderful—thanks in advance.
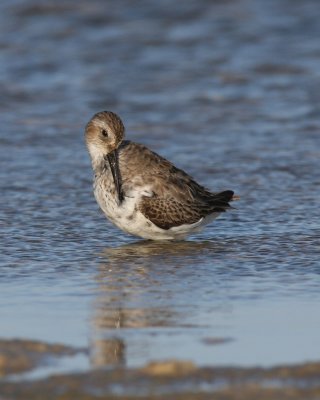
[139,190,234,230]
[118,141,234,230]
[139,196,201,230]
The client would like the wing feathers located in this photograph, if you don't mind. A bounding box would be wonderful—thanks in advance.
[139,190,234,230]
[118,141,235,230]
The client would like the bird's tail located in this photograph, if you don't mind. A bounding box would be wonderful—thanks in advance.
[209,190,239,212]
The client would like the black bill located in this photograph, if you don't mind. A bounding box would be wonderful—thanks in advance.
[106,149,124,204]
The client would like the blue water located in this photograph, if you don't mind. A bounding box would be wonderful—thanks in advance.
[1,0,320,373]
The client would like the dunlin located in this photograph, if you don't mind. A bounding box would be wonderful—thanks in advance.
[85,111,237,240]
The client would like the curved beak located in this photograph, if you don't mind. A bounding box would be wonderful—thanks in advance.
[106,149,124,204]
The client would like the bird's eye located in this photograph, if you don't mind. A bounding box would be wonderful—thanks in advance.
[101,129,108,137]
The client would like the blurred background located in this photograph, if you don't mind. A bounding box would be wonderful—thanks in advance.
[1,0,320,387]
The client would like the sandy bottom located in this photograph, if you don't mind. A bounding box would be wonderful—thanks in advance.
[1,339,320,400]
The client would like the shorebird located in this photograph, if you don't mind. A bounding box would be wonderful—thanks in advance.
[85,111,237,240]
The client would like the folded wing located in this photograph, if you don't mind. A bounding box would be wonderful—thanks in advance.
[119,141,234,230]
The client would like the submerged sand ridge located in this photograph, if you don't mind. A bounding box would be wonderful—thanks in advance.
[0,339,87,377]
[1,338,320,400]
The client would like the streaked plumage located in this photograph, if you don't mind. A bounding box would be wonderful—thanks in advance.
[85,111,237,240]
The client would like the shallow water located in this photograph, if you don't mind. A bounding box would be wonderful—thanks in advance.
[1,0,320,380]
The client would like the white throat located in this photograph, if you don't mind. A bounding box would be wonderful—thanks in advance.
[87,142,106,170]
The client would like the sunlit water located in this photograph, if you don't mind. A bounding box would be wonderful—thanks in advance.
[1,0,320,375]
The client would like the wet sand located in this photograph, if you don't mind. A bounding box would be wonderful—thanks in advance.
[0,339,85,377]
[1,339,320,400]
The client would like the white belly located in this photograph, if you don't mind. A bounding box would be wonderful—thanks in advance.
[93,179,220,240]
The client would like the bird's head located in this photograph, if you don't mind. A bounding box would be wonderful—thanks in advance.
[85,111,125,166]
[85,111,125,203]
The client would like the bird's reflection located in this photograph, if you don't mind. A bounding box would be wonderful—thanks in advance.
[89,239,228,368]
